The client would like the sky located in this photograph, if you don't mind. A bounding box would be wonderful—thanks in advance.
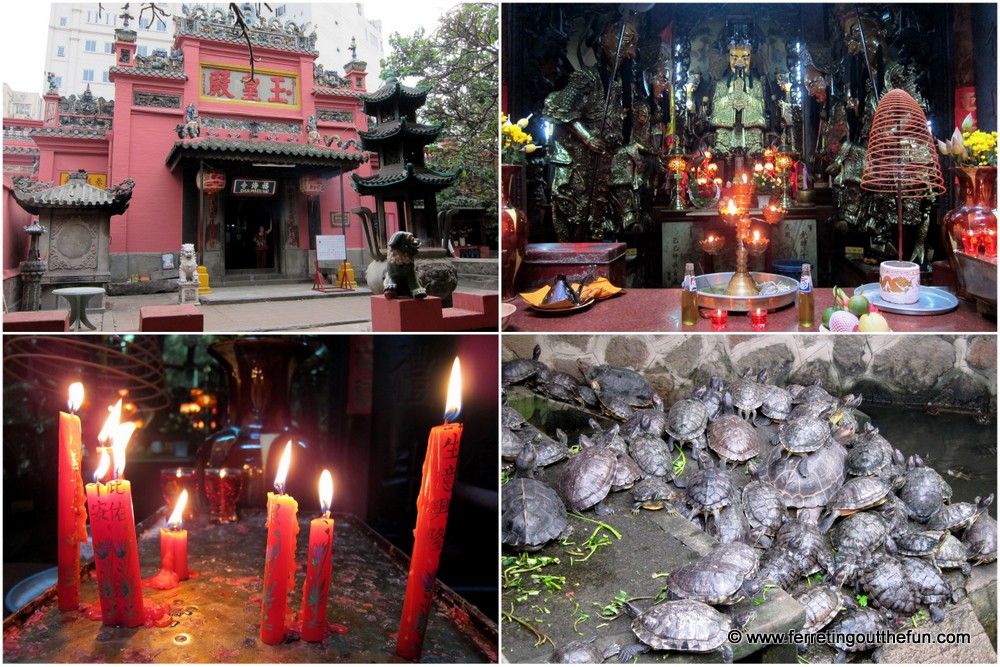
[0,2,464,95]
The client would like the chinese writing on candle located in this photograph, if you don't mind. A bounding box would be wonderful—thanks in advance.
[261,441,298,645]
[301,469,335,642]
[58,383,88,611]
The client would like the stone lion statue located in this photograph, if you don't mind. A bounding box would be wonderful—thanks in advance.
[179,243,199,284]
[383,231,426,299]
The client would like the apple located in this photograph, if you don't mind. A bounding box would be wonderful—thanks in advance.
[858,312,891,332]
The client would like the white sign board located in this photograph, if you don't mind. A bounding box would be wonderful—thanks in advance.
[316,235,346,261]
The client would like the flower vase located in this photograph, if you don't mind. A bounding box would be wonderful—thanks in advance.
[501,163,528,301]
[943,167,997,259]
[195,337,314,509]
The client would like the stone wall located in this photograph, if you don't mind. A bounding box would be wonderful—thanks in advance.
[503,334,997,414]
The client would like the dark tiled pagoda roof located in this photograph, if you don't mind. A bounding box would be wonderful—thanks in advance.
[351,162,459,195]
[166,138,368,171]
[358,119,445,147]
[109,66,188,80]
[359,77,430,117]
[12,171,134,215]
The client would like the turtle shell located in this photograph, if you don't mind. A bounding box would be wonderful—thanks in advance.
[686,468,736,514]
[551,639,617,663]
[862,555,919,618]
[501,427,524,460]
[900,556,952,603]
[759,384,794,422]
[501,478,569,551]
[708,503,751,545]
[846,439,892,477]
[586,364,656,408]
[709,543,759,578]
[665,399,709,442]
[894,530,947,557]
[629,432,675,479]
[778,415,831,454]
[707,414,759,463]
[631,477,677,511]
[774,519,832,575]
[899,467,947,522]
[517,425,570,467]
[729,373,765,415]
[795,585,843,633]
[501,403,527,429]
[763,442,846,510]
[756,545,802,590]
[934,534,970,573]
[826,477,890,513]
[631,599,731,654]
[832,512,889,553]
[828,608,883,653]
[557,445,616,513]
[791,381,835,406]
[964,513,998,564]
[926,495,991,532]
[665,560,753,605]
[612,453,643,492]
[502,357,546,385]
[742,479,787,536]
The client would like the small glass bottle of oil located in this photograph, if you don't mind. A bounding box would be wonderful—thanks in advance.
[798,263,814,328]
[681,262,698,326]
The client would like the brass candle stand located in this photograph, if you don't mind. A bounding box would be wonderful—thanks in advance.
[707,199,787,296]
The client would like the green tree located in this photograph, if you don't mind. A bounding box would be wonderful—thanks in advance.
[381,3,498,243]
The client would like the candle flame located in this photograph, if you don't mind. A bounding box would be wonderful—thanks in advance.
[274,440,292,494]
[68,383,84,413]
[94,448,111,484]
[443,357,462,422]
[319,469,333,515]
[98,399,123,445]
[112,422,137,479]
[741,173,748,183]
[168,490,188,529]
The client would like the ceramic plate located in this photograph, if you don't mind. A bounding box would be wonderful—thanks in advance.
[855,283,959,316]
[527,298,596,315]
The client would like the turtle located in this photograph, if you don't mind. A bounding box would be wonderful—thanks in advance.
[551,638,621,664]
[826,606,884,662]
[502,344,546,385]
[762,440,846,521]
[629,431,676,479]
[756,544,803,590]
[875,491,911,536]
[829,513,891,585]
[860,553,920,623]
[557,437,617,515]
[708,542,760,578]
[695,375,727,422]
[663,559,763,605]
[578,360,657,409]
[789,377,835,406]
[896,458,950,523]
[756,381,794,426]
[926,493,993,532]
[501,477,571,551]
[622,395,669,438]
[501,391,528,429]
[894,530,949,559]
[826,394,864,445]
[514,426,570,468]
[707,502,753,545]
[619,599,751,663]
[818,476,891,532]
[845,433,895,478]
[598,394,637,421]
[537,371,580,403]
[588,419,628,457]
[684,466,736,525]
[900,556,959,623]
[774,519,833,576]
[775,413,832,475]
[742,464,787,538]
[610,452,643,492]
[963,513,998,565]
[934,533,972,575]
[501,427,524,461]
[630,476,679,514]
[663,398,709,453]
[795,584,844,633]
[707,410,759,465]
[728,369,768,422]
[575,383,600,409]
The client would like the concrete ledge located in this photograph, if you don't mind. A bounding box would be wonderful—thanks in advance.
[3,310,70,332]
[139,304,204,332]
[371,292,498,332]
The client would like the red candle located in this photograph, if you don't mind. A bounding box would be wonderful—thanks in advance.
[160,490,189,581]
[260,441,299,645]
[397,358,464,660]
[58,383,89,611]
[85,404,144,627]
[300,469,335,642]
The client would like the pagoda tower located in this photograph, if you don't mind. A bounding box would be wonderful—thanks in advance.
[351,74,460,257]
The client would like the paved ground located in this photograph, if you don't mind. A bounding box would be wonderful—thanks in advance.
[79,282,496,332]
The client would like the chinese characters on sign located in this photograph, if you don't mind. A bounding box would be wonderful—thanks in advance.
[200,65,299,108]
[232,179,277,196]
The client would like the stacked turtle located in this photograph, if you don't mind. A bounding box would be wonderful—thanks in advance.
[501,361,997,663]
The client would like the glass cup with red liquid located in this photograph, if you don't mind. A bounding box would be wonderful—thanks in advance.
[160,467,198,520]
[204,468,244,524]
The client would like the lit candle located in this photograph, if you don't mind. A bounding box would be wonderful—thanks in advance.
[711,309,728,331]
[85,402,144,627]
[300,470,335,642]
[57,383,88,611]
[160,490,189,581]
[397,358,464,660]
[260,441,299,645]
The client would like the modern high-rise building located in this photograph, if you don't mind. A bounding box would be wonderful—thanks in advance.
[45,3,385,100]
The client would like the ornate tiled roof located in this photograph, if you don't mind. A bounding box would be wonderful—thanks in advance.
[358,119,444,144]
[359,76,430,116]
[313,87,362,98]
[174,8,318,55]
[351,162,459,195]
[3,147,40,156]
[12,171,134,215]
[166,138,368,171]
[31,128,108,140]
[109,66,188,80]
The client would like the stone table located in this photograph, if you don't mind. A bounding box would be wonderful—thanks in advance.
[51,286,106,331]
[3,510,496,663]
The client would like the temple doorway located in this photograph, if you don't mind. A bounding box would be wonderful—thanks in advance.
[225,194,279,271]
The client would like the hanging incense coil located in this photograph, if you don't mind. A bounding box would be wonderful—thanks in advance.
[861,89,945,197]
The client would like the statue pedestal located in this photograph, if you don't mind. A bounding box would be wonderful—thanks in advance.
[370,292,498,332]
[178,282,200,305]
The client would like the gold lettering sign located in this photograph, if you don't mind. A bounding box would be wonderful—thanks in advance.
[199,63,300,109]
[60,172,107,188]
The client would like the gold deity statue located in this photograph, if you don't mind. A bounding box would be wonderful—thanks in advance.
[709,40,767,154]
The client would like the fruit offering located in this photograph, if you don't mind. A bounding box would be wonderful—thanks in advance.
[826,285,890,332]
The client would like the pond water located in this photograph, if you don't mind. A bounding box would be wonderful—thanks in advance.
[861,405,997,518]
